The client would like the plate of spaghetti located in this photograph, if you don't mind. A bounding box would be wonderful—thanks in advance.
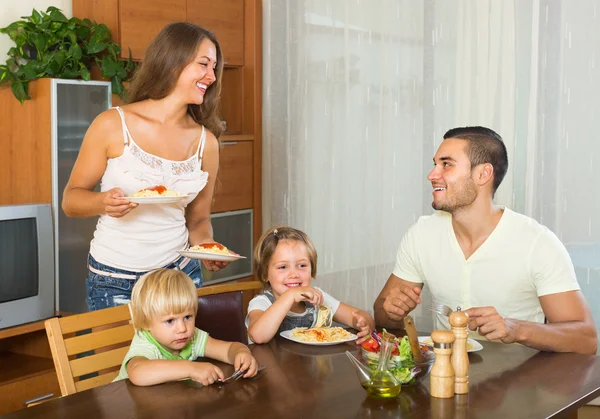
[281,327,357,346]
[178,243,246,262]
[127,185,186,204]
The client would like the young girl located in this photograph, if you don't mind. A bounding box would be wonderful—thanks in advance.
[246,226,375,344]
[115,269,258,386]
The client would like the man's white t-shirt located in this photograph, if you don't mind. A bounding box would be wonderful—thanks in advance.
[392,208,580,331]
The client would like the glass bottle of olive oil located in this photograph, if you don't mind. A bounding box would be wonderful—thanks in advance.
[362,332,401,398]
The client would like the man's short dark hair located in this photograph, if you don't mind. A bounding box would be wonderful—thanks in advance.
[443,126,508,195]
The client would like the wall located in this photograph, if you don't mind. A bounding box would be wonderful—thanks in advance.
[0,1,72,62]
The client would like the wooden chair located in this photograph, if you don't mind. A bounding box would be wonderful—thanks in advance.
[44,304,134,396]
[196,281,262,343]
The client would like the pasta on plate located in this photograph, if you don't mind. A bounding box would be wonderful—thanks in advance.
[131,185,180,197]
[189,243,234,255]
[290,326,352,343]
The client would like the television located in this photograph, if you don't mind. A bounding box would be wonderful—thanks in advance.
[0,204,55,329]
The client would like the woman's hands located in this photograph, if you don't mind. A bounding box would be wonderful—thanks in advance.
[202,259,229,272]
[103,187,137,218]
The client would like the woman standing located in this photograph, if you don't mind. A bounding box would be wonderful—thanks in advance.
[63,22,227,310]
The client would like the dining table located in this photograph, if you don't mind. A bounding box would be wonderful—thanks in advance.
[2,331,600,419]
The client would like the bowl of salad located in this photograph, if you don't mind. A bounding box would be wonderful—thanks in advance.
[360,331,435,385]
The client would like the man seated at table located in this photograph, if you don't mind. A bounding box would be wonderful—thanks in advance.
[374,126,597,355]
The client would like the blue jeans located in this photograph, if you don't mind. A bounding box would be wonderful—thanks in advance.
[86,254,203,311]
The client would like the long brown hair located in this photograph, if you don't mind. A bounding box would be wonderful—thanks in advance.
[127,22,224,138]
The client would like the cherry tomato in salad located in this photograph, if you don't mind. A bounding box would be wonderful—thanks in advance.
[361,337,380,353]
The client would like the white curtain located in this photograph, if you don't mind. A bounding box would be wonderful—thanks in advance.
[262,0,600,354]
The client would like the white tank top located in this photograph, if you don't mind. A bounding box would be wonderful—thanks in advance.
[89,107,209,271]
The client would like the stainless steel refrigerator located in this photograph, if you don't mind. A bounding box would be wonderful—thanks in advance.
[51,79,111,314]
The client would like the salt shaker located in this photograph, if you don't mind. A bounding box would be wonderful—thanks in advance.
[449,308,470,394]
[429,330,455,398]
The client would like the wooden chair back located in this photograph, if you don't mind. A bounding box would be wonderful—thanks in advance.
[45,304,134,396]
[196,281,262,343]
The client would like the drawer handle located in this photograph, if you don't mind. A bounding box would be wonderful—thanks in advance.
[222,142,239,146]
[24,393,55,406]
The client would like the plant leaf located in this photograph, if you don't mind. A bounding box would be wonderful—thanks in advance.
[29,32,46,53]
[31,9,42,25]
[11,80,29,103]
[0,65,14,83]
[69,43,82,61]
[111,76,123,95]
[86,42,107,54]
[48,8,68,22]
[75,25,90,40]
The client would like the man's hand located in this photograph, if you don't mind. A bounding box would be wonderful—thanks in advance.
[381,284,422,321]
[464,306,522,343]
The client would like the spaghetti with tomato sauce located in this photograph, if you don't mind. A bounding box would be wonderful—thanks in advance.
[131,185,180,197]
[290,326,352,343]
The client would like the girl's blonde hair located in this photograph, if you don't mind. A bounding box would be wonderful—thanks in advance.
[127,22,224,138]
[253,226,318,288]
[130,269,198,330]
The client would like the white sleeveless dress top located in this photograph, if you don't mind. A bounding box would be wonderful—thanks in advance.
[89,107,209,271]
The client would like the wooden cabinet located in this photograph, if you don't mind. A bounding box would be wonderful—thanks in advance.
[0,321,60,415]
[212,140,253,213]
[74,0,244,64]
[119,0,186,60]
[0,81,52,205]
[187,0,245,66]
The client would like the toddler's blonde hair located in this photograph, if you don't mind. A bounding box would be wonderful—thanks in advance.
[130,268,198,330]
[253,225,318,288]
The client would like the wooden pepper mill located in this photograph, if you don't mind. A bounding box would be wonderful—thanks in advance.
[429,330,455,398]
[449,308,470,394]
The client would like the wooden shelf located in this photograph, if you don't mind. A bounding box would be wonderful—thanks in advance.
[221,134,254,142]
[0,352,55,386]
[0,319,48,340]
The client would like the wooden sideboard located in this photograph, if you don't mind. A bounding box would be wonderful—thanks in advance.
[0,320,60,415]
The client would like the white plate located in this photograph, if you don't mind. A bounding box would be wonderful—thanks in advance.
[279,329,357,346]
[178,250,246,262]
[418,336,483,352]
[127,195,187,204]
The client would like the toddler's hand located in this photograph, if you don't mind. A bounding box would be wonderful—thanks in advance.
[189,362,224,386]
[352,311,375,344]
[291,286,323,306]
[234,349,258,378]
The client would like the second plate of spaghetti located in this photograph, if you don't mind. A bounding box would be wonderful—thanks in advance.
[280,327,358,346]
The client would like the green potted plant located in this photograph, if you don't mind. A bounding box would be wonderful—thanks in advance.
[0,6,134,103]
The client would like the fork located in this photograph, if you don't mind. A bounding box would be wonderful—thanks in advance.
[222,369,244,383]
[300,293,333,328]
[430,302,454,317]
[222,365,266,383]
